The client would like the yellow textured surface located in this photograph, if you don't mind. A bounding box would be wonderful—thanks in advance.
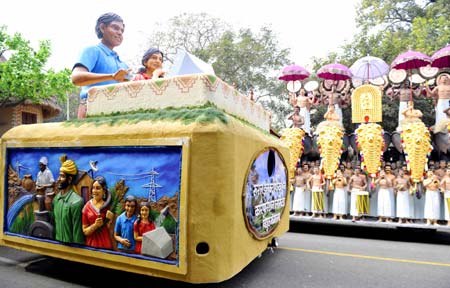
[316,122,344,178]
[355,123,384,176]
[280,128,305,179]
[351,84,382,123]
[0,117,290,283]
[401,121,432,182]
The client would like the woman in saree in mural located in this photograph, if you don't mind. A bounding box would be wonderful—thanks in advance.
[82,176,114,249]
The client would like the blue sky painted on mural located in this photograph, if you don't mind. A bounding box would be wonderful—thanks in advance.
[6,146,182,201]
[253,150,287,185]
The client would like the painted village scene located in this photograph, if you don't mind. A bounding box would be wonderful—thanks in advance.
[5,146,181,264]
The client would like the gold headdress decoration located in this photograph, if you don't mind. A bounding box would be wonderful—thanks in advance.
[59,154,78,176]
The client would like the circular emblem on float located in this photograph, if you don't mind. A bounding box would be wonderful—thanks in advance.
[243,148,288,239]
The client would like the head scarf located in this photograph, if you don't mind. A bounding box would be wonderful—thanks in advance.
[59,155,78,176]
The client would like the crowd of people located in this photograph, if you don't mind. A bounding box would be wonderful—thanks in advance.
[291,159,450,226]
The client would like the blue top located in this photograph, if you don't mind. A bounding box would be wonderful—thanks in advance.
[73,43,129,100]
[114,212,137,251]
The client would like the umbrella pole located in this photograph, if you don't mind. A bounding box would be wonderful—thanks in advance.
[409,70,413,102]
[367,63,370,83]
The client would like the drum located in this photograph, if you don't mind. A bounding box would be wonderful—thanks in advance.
[312,190,324,212]
[356,191,369,215]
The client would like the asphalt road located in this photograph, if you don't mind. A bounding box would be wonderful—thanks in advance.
[1,222,450,287]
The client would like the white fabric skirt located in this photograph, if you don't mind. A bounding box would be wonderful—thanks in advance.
[293,186,311,212]
[332,187,348,215]
[396,190,412,218]
[424,190,441,220]
[377,188,395,217]
[299,107,311,134]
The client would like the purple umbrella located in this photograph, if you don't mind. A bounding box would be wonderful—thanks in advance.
[278,64,310,81]
[391,50,431,102]
[317,63,352,81]
[431,44,450,69]
[391,50,431,71]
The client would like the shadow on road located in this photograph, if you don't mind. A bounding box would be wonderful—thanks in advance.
[289,220,450,245]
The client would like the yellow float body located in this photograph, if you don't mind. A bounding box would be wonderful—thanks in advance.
[0,116,290,283]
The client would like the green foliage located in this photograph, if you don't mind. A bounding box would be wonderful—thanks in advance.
[0,26,76,108]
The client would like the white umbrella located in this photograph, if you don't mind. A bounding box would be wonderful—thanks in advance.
[350,55,389,81]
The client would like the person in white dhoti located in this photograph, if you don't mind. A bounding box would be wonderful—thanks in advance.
[292,164,311,216]
[289,89,314,135]
[423,170,442,226]
[331,170,348,220]
[307,167,325,218]
[348,167,368,222]
[425,74,450,127]
[394,169,413,224]
[440,168,450,226]
[375,171,395,222]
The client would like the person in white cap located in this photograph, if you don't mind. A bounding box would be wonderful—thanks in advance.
[36,156,55,193]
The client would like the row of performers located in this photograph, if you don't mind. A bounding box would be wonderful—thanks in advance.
[291,162,450,226]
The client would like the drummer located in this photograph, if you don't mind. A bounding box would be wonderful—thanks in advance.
[348,167,367,222]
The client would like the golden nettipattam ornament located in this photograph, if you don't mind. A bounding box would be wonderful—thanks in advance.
[355,123,384,177]
[401,121,433,183]
[316,123,344,179]
[280,127,305,179]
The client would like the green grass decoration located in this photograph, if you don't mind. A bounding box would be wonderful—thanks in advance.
[63,103,228,127]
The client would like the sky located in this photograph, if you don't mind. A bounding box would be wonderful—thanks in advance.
[0,0,360,73]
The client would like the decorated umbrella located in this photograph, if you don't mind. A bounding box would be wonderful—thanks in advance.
[350,55,389,81]
[391,50,431,100]
[317,63,352,81]
[391,50,431,71]
[317,63,352,105]
[279,64,310,92]
[431,44,450,69]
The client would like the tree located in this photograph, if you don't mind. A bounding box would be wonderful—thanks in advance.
[0,26,76,110]
[139,13,230,67]
[142,13,291,131]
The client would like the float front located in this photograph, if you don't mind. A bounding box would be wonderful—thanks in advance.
[0,74,291,283]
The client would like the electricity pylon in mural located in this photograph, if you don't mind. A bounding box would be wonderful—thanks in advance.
[141,168,162,202]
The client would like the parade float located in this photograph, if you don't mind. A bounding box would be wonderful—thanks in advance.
[0,73,291,283]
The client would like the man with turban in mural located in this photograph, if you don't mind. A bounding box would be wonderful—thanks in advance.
[52,155,85,244]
